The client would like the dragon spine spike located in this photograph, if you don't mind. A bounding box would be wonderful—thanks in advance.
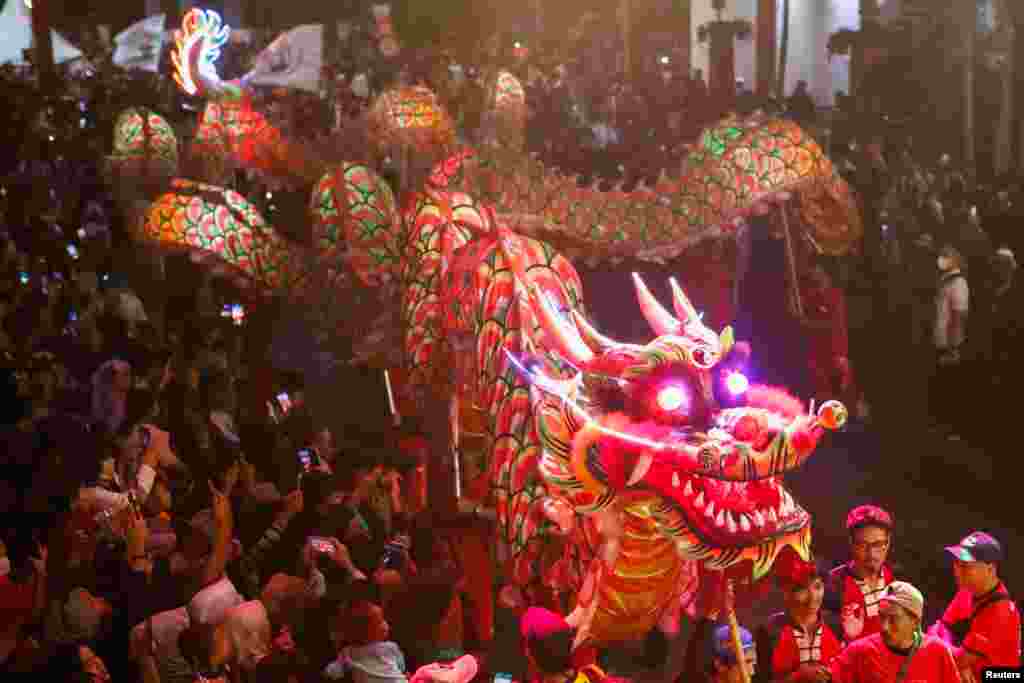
[669,277,700,326]
[570,310,620,354]
[632,273,679,337]
[529,284,594,366]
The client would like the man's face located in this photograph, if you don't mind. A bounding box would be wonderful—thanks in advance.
[994,257,1015,283]
[851,526,890,575]
[112,366,132,393]
[878,602,917,648]
[784,577,825,615]
[713,650,757,683]
[118,425,148,462]
[314,429,337,462]
[952,558,994,593]
[80,644,111,683]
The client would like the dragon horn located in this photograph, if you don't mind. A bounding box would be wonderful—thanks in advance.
[632,273,680,336]
[669,277,700,326]
[529,284,595,366]
[570,310,620,354]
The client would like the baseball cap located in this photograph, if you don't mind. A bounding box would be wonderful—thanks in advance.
[880,581,924,620]
[710,624,754,664]
[945,531,1003,564]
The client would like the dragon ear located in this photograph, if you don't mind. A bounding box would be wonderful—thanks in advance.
[719,326,735,356]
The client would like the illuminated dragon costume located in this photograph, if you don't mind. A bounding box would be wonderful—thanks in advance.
[109,8,860,648]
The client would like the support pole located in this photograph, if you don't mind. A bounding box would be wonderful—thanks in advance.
[781,203,804,317]
[29,0,56,90]
[725,583,751,683]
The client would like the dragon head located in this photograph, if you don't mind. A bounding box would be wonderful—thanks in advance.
[171,8,233,98]
[527,274,845,577]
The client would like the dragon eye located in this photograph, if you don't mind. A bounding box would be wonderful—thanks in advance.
[691,346,717,369]
[656,385,689,412]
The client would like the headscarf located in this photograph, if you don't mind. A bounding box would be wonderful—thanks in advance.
[188,576,244,627]
[91,359,131,433]
[220,600,273,671]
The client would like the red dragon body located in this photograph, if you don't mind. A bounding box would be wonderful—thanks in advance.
[108,9,857,648]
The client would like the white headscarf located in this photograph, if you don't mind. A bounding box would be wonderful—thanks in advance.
[220,601,272,671]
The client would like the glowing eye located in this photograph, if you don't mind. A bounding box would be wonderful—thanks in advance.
[656,385,688,412]
[692,347,716,368]
[726,372,749,396]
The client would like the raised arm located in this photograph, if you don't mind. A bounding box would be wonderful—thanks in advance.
[200,473,236,588]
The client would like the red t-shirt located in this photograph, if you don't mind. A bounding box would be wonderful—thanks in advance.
[829,633,960,683]
[826,563,894,642]
[766,617,843,677]
[940,582,1021,679]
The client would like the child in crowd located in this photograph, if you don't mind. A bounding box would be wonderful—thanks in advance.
[324,600,407,683]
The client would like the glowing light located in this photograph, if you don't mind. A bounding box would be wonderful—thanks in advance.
[172,9,230,96]
[657,385,687,412]
[726,372,749,396]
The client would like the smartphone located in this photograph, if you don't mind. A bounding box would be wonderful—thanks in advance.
[18,271,29,285]
[310,537,335,554]
[69,310,78,322]
[297,448,315,472]
[221,304,233,319]
[494,673,514,683]
[380,543,407,572]
[66,244,79,259]
[277,392,292,414]
[231,303,244,326]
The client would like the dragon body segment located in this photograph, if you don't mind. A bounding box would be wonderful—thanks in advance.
[108,8,857,647]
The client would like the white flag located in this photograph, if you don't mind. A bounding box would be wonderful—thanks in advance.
[113,14,166,72]
[243,24,323,94]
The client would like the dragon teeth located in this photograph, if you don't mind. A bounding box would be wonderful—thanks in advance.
[726,511,737,534]
[627,454,654,487]
[739,513,752,532]
[781,491,794,516]
[705,500,716,519]
[752,510,766,527]
[715,508,726,527]
[694,491,705,508]
[682,478,692,495]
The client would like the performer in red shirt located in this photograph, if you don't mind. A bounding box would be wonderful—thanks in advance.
[756,552,843,682]
[929,531,1021,682]
[824,506,895,643]
[829,581,961,683]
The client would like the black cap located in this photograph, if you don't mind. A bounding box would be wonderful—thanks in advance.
[945,531,1003,563]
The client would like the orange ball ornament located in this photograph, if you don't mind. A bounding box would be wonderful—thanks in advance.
[817,400,847,430]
